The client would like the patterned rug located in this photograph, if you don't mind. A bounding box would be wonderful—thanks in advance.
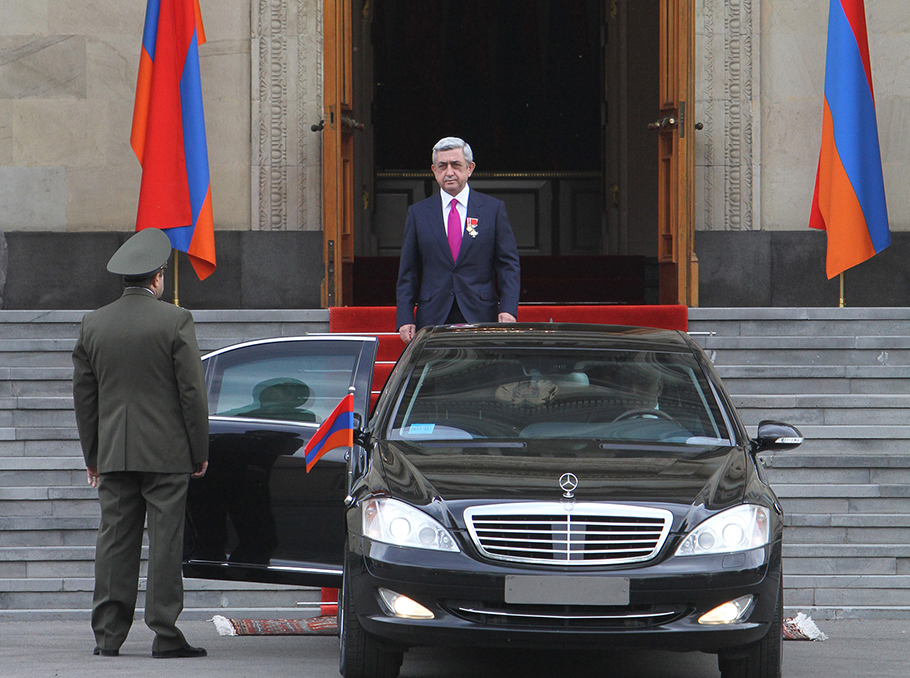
[783,613,828,641]
[212,614,338,636]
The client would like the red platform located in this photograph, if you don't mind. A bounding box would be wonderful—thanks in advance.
[329,305,688,408]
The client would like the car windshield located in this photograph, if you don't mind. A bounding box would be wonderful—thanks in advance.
[388,346,732,444]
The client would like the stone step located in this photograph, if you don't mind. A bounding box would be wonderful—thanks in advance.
[0,440,83,458]
[688,307,910,335]
[715,364,910,379]
[711,348,910,367]
[2,380,74,397]
[2,427,79,441]
[785,574,910,588]
[0,457,87,472]
[778,496,910,515]
[773,483,910,499]
[3,410,76,429]
[785,585,910,608]
[739,408,910,427]
[789,438,910,454]
[783,544,910,578]
[719,376,910,395]
[0,309,329,335]
[737,394,910,408]
[767,425,910,442]
[700,335,910,350]
[0,579,320,614]
[0,352,75,368]
[784,525,910,545]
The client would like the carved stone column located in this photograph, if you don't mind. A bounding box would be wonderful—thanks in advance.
[252,0,323,232]
[696,0,759,232]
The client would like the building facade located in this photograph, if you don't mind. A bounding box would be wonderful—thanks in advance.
[0,0,908,309]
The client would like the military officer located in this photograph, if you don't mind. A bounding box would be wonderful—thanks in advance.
[72,228,209,658]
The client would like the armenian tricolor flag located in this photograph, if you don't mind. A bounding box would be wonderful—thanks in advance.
[809,0,889,279]
[131,0,216,280]
[304,393,355,473]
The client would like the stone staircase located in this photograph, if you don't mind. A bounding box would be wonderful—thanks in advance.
[3,307,910,620]
[689,308,910,620]
[0,309,331,620]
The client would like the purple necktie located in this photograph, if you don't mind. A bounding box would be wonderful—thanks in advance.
[447,198,462,261]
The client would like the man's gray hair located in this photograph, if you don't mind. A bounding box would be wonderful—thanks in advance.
[432,137,473,165]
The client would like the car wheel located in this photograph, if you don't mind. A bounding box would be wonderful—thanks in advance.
[718,581,783,678]
[338,559,403,678]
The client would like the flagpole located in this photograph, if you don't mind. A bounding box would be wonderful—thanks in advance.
[173,248,180,306]
[839,272,845,308]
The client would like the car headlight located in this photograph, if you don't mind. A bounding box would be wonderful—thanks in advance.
[361,498,460,552]
[675,505,771,556]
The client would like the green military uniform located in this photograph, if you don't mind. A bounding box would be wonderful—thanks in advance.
[72,229,209,656]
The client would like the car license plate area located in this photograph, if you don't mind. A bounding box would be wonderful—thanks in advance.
[504,575,630,606]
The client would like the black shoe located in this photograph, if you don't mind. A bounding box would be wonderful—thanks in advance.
[152,644,207,658]
[93,647,119,657]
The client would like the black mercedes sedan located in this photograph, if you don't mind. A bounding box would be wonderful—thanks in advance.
[184,324,802,678]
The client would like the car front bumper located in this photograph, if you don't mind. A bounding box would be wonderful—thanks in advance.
[347,536,783,654]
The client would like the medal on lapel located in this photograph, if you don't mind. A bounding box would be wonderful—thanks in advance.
[466,217,478,238]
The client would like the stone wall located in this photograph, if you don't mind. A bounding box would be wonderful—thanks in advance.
[0,1,256,233]
[695,0,909,234]
[2,231,324,310]
[2,1,908,309]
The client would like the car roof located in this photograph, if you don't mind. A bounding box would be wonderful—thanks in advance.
[414,323,692,352]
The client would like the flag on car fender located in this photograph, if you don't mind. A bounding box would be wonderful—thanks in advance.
[304,393,355,472]
[809,0,889,279]
[131,0,216,280]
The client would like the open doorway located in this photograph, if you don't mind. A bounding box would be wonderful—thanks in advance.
[350,1,660,305]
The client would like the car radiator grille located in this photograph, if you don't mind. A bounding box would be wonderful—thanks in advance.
[464,502,673,566]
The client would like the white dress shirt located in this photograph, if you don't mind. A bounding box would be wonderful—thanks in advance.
[440,184,470,236]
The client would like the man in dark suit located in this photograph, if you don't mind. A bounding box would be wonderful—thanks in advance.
[396,137,521,342]
[72,228,209,658]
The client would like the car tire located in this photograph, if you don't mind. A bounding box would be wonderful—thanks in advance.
[338,560,403,678]
[717,581,783,678]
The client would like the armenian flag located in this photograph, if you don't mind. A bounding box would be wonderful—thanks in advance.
[131,0,216,280]
[304,393,355,473]
[809,0,889,279]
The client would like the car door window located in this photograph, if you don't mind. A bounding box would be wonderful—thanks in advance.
[206,340,363,425]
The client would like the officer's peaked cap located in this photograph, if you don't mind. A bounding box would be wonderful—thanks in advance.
[107,229,172,276]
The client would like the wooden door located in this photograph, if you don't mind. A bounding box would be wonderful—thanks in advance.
[655,0,697,306]
[322,0,356,307]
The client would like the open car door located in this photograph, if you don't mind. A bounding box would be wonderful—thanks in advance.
[183,336,377,588]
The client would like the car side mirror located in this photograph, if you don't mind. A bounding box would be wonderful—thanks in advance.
[751,420,803,453]
[353,427,370,448]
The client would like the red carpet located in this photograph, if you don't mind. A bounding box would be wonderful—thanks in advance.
[329,305,689,407]
[329,305,688,334]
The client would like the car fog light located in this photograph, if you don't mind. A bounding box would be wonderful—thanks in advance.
[698,595,754,625]
[378,588,434,619]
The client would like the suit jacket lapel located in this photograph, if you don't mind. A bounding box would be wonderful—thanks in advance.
[427,193,456,264]
[458,190,483,262]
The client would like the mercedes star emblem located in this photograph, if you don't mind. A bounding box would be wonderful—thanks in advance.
[559,473,578,498]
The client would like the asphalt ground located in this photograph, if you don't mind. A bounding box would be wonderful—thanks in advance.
[1,617,907,678]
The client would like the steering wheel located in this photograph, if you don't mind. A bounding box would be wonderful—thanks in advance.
[613,408,677,423]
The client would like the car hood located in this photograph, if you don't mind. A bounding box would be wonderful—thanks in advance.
[374,439,747,513]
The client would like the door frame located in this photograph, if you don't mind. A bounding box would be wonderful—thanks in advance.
[322,0,698,308]
[322,0,355,307]
[656,0,698,306]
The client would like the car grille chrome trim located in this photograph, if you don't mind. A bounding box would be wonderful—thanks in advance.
[464,502,673,565]
[454,606,676,621]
